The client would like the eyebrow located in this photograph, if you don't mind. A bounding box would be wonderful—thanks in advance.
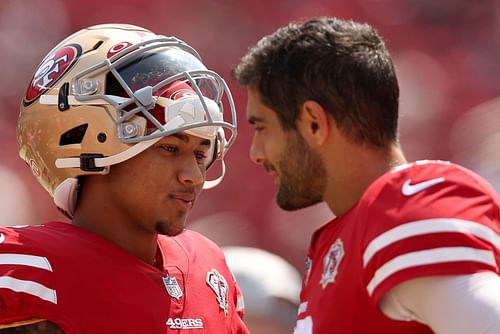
[172,133,211,147]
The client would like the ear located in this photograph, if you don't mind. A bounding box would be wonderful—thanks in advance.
[297,100,330,146]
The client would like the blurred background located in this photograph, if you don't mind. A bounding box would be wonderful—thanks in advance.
[1,0,500,292]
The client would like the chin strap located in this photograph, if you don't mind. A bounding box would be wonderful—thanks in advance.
[55,137,162,170]
[55,117,186,170]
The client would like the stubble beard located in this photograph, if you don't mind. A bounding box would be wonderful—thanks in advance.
[275,132,327,211]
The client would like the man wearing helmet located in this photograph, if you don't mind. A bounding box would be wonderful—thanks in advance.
[1,24,248,333]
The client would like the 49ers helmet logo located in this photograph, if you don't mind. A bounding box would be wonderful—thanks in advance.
[24,44,82,106]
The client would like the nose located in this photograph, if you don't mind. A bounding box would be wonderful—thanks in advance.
[249,137,264,165]
[178,156,205,186]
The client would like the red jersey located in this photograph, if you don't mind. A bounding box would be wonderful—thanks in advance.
[0,221,249,333]
[294,161,500,334]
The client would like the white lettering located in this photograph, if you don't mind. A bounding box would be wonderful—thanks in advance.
[166,318,204,329]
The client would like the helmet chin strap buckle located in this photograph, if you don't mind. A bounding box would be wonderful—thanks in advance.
[80,153,105,172]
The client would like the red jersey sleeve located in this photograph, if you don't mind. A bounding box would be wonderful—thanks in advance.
[0,226,58,325]
[360,161,500,305]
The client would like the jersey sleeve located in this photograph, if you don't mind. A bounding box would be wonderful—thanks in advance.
[360,162,500,305]
[0,227,58,324]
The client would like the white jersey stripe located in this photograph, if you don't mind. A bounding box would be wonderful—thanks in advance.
[0,276,57,303]
[363,218,500,267]
[366,246,496,296]
[0,254,52,271]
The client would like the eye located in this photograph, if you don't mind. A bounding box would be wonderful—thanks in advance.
[195,151,208,164]
[159,144,178,153]
[254,125,265,132]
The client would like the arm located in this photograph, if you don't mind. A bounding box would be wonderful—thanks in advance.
[0,319,64,333]
[380,272,500,334]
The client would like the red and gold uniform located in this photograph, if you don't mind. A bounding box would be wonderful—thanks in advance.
[295,161,500,333]
[0,222,248,333]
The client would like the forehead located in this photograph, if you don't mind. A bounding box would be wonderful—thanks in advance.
[246,88,280,125]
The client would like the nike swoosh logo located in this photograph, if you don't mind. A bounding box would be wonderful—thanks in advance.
[402,177,445,196]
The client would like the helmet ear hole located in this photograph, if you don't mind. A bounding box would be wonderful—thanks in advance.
[59,124,89,146]
[97,133,107,143]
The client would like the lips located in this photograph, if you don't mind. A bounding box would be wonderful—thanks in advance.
[171,193,195,202]
[170,192,196,210]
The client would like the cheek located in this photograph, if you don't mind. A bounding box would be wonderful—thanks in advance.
[144,162,175,186]
[254,131,276,150]
[266,136,287,159]
[129,162,171,194]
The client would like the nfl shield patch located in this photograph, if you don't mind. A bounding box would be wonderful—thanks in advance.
[320,238,344,288]
[163,276,183,300]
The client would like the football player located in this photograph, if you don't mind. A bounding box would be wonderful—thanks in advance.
[232,16,500,334]
[1,24,249,333]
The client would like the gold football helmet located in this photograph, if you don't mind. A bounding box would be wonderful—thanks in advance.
[18,24,237,217]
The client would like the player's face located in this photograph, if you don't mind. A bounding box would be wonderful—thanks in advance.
[105,132,210,236]
[247,88,326,210]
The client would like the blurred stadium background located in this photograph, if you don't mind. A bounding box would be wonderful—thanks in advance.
[1,0,500,273]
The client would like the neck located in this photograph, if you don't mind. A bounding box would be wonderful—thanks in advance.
[324,141,406,217]
[71,179,158,266]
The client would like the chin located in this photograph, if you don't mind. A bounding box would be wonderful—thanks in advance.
[155,221,185,236]
[277,193,322,211]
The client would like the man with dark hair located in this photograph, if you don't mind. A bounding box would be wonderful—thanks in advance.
[233,16,500,334]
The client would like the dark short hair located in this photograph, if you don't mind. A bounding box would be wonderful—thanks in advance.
[232,16,400,147]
